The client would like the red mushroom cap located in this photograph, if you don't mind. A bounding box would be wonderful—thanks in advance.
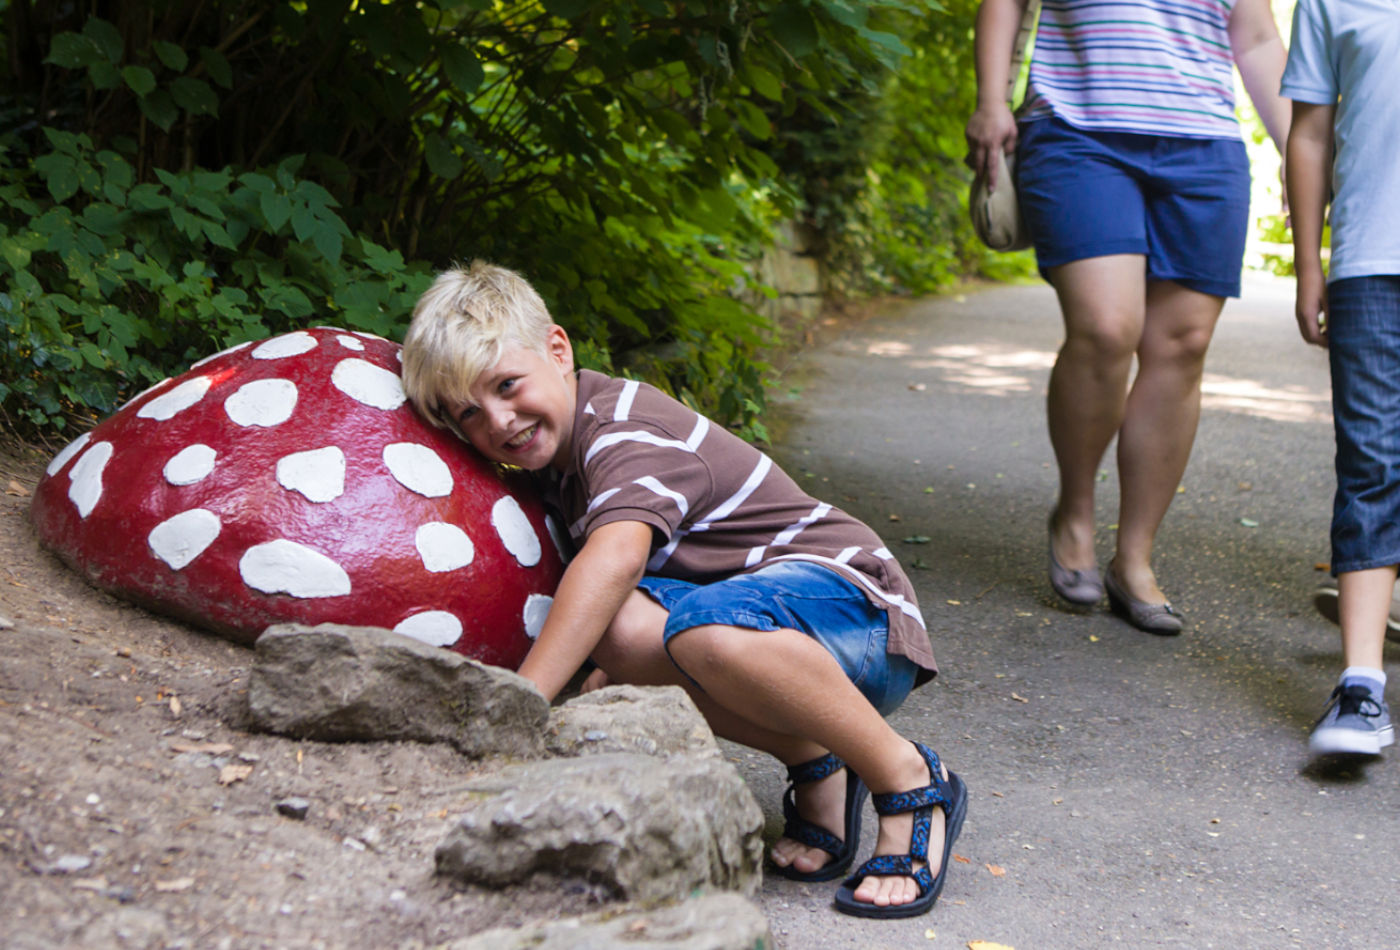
[30,327,566,670]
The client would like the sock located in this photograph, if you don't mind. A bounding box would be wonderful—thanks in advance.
[1340,666,1386,699]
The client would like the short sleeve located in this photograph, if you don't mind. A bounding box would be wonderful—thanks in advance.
[575,420,714,542]
[1280,0,1337,105]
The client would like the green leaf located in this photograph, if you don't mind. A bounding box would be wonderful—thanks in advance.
[732,100,772,139]
[770,3,820,58]
[2,240,32,270]
[82,17,125,63]
[542,0,591,18]
[260,192,293,231]
[122,65,157,96]
[45,33,102,70]
[170,77,218,116]
[745,65,784,102]
[138,90,179,131]
[154,41,189,71]
[34,154,80,203]
[440,43,484,95]
[423,134,463,180]
[199,46,234,88]
[88,61,122,90]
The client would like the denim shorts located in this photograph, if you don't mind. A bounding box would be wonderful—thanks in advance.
[1327,275,1400,573]
[1016,117,1251,298]
[637,560,918,717]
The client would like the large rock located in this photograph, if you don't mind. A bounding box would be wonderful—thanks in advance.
[546,685,718,758]
[246,623,548,758]
[447,893,773,950]
[29,326,565,669]
[434,752,764,901]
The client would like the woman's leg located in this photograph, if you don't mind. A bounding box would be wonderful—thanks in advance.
[1046,254,1147,572]
[1113,280,1226,602]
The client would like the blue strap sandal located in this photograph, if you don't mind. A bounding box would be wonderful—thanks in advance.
[773,752,869,883]
[833,742,967,918]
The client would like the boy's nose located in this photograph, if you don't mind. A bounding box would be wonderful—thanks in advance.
[482,401,513,434]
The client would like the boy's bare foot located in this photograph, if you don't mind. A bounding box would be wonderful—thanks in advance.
[769,767,848,875]
[850,741,948,909]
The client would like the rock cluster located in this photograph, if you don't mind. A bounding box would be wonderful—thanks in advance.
[246,623,772,948]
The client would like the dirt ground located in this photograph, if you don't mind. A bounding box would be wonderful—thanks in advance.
[0,438,618,950]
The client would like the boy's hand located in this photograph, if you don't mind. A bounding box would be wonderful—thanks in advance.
[516,519,653,701]
[1295,268,1329,347]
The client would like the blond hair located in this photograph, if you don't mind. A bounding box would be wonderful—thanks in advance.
[401,260,553,427]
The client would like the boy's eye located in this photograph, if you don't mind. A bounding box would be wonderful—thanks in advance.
[498,377,517,395]
[457,405,479,423]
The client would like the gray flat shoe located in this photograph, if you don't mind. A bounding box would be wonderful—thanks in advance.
[1048,512,1103,606]
[1104,563,1183,635]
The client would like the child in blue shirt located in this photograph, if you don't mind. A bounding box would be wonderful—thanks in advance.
[1283,0,1400,757]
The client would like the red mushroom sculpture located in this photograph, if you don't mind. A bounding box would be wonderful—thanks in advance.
[29,327,566,670]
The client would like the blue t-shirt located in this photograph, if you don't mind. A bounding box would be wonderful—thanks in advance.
[1281,0,1400,282]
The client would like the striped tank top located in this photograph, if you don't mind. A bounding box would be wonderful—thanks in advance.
[1020,0,1241,139]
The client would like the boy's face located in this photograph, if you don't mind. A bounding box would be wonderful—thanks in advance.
[443,325,577,472]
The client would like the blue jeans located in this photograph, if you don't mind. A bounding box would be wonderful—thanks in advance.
[1328,275,1400,573]
[637,561,918,717]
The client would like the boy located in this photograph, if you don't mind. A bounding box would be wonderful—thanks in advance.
[400,261,965,918]
[1283,0,1400,757]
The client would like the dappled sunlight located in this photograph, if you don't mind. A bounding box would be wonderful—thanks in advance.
[858,339,1331,423]
[1200,374,1330,424]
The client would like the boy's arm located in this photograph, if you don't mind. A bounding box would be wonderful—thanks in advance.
[515,518,653,701]
[1229,0,1291,153]
[1286,100,1335,347]
[965,0,1032,190]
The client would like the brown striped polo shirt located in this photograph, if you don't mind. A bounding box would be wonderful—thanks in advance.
[551,369,935,681]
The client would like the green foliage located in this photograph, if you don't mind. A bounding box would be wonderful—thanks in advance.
[2,0,982,442]
[0,132,432,433]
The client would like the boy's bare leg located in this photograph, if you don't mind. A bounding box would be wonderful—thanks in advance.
[668,621,943,910]
[1338,567,1398,669]
[592,592,945,907]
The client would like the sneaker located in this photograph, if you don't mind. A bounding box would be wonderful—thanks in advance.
[1312,581,1400,642]
[1308,683,1395,756]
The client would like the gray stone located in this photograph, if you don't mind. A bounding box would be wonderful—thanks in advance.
[246,624,548,758]
[434,752,764,901]
[547,685,718,758]
[275,797,310,820]
[448,892,773,950]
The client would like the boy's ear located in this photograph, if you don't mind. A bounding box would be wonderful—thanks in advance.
[545,324,574,373]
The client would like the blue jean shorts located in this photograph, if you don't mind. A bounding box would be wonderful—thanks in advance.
[1327,275,1400,573]
[637,560,918,717]
[1016,117,1251,298]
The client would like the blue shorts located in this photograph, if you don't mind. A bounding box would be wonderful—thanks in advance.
[637,560,918,717]
[1327,275,1400,573]
[1016,117,1251,298]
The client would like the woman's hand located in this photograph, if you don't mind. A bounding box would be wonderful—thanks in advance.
[965,102,1019,191]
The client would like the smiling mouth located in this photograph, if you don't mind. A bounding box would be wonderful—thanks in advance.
[505,424,538,450]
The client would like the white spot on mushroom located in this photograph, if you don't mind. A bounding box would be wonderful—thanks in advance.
[393,611,463,647]
[276,446,346,503]
[335,334,365,351]
[46,431,92,476]
[225,378,298,428]
[239,540,351,598]
[138,376,213,420]
[383,443,452,498]
[163,444,218,486]
[492,496,541,567]
[331,358,406,411]
[191,340,252,369]
[523,594,552,640]
[252,331,317,360]
[67,441,114,518]
[148,509,222,570]
[414,522,475,572]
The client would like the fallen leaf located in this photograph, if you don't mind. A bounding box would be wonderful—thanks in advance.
[1314,562,1330,571]
[925,928,937,939]
[1239,517,1259,528]
[218,763,253,785]
[6,479,29,497]
[155,877,195,892]
[946,599,962,606]
[952,853,971,864]
[902,535,931,544]
[1238,481,1252,491]
[991,791,1004,798]
[169,696,182,718]
[70,876,109,892]
[908,383,927,391]
[986,864,1006,877]
[1010,692,1029,703]
[968,942,1015,950]
[625,920,649,933]
[169,741,233,755]
[888,513,901,522]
